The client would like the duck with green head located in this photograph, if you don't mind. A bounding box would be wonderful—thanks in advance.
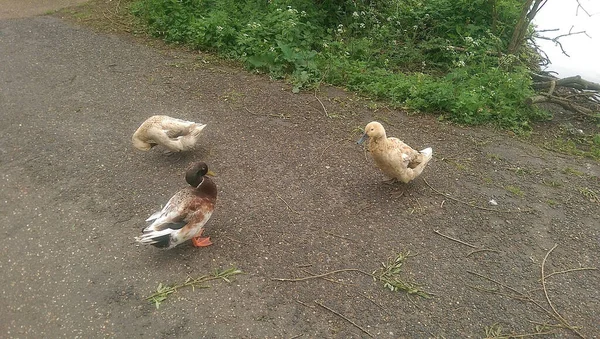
[135,162,217,249]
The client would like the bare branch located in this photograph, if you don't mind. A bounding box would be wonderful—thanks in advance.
[575,0,592,17]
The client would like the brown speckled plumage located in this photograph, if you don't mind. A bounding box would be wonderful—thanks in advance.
[135,162,217,249]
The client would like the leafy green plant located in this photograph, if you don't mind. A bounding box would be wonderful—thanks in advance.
[131,0,545,132]
[146,266,242,309]
[372,251,432,298]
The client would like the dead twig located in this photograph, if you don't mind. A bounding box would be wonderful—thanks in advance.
[544,267,598,280]
[314,89,330,118]
[466,248,501,257]
[541,244,586,338]
[433,230,478,248]
[301,269,350,285]
[275,193,301,215]
[271,268,372,282]
[295,299,313,308]
[433,230,501,257]
[314,300,374,338]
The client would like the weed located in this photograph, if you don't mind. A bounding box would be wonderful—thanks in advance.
[131,0,545,133]
[372,251,432,299]
[486,153,502,161]
[504,185,524,197]
[562,167,584,177]
[146,267,242,309]
[541,178,562,187]
[578,187,599,204]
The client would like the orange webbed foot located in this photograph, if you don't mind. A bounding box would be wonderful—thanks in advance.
[191,229,212,247]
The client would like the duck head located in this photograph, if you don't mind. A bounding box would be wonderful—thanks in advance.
[185,162,211,187]
[132,137,157,151]
[357,121,386,145]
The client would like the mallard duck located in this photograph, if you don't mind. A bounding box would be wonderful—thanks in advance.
[132,115,207,152]
[135,162,217,249]
[357,121,433,183]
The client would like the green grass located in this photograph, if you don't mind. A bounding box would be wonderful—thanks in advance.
[562,167,584,177]
[129,0,548,133]
[504,185,524,197]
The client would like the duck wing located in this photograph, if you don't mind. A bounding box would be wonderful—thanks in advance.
[388,137,419,163]
[142,191,190,233]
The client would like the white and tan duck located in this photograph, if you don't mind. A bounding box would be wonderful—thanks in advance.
[357,121,433,184]
[132,115,206,153]
[135,162,217,249]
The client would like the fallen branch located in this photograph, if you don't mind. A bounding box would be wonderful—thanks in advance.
[314,300,374,337]
[526,94,596,117]
[314,89,329,118]
[271,268,372,282]
[540,245,586,338]
[544,267,598,280]
[275,193,301,215]
[433,230,477,248]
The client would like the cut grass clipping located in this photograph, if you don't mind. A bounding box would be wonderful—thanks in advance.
[146,267,242,309]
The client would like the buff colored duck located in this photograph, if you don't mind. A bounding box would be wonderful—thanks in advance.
[357,121,432,183]
[135,162,217,249]
[132,115,206,152]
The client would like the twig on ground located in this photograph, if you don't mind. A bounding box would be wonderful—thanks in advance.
[541,245,586,338]
[314,300,374,338]
[295,299,313,308]
[433,230,501,257]
[301,269,351,285]
[466,248,501,257]
[271,268,372,282]
[275,193,301,214]
[314,90,330,118]
[315,138,346,162]
[433,230,478,248]
[544,267,598,279]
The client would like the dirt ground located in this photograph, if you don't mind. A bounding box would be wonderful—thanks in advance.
[1,1,599,338]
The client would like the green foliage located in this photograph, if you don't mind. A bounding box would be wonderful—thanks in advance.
[373,251,432,298]
[131,0,545,132]
[146,266,242,309]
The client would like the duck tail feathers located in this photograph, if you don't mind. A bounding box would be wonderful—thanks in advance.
[420,147,433,158]
[145,210,163,222]
[135,229,173,248]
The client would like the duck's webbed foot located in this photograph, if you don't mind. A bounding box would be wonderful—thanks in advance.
[191,229,213,247]
[382,178,398,185]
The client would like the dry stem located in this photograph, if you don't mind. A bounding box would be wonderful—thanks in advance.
[314,300,373,337]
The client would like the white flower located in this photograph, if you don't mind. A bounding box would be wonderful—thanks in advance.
[352,11,359,18]
[300,10,306,17]
[322,42,329,48]
[359,23,365,28]
[464,36,474,44]
[269,46,275,52]
[216,26,223,32]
